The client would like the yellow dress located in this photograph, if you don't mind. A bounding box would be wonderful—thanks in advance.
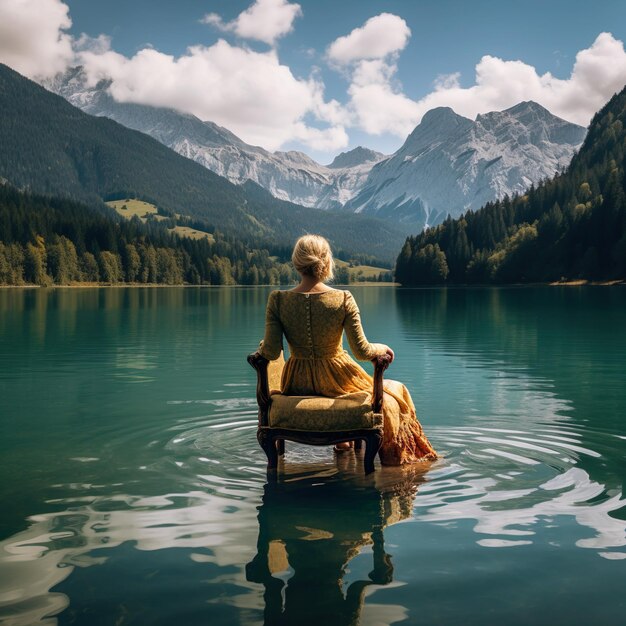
[258,289,437,465]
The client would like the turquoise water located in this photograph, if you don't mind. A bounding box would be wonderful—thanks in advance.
[0,286,625,625]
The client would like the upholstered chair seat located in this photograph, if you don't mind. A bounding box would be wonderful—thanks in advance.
[268,392,383,431]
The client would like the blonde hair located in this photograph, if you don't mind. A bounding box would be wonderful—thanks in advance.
[291,234,335,281]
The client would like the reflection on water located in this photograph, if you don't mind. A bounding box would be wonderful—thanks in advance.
[246,465,425,626]
[1,286,625,625]
[0,489,259,625]
[0,462,424,626]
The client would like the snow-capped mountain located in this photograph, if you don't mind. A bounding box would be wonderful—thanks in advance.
[44,67,385,210]
[345,102,586,228]
[46,68,586,231]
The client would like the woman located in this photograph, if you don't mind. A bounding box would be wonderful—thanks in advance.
[257,234,437,465]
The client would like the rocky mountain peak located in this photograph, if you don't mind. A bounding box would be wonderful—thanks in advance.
[328,147,385,169]
[272,150,322,169]
[421,106,462,124]
[476,100,585,146]
[344,102,586,229]
[401,107,473,153]
[504,100,554,118]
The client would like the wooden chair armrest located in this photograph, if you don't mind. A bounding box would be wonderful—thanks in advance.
[248,351,271,425]
[371,354,391,413]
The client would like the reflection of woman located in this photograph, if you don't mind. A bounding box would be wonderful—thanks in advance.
[246,467,424,625]
[257,235,437,465]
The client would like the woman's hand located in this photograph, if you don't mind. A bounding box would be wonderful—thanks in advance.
[385,346,394,363]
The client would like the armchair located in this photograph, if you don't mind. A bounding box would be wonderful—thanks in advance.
[247,351,391,474]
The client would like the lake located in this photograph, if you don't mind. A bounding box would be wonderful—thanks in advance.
[0,285,625,625]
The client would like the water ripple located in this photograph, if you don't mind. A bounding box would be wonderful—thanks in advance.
[406,423,626,560]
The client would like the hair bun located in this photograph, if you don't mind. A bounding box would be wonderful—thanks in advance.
[291,235,335,282]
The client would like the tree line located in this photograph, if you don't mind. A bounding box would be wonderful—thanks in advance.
[395,86,626,285]
[0,184,300,286]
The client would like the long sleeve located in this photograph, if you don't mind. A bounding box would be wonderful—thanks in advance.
[343,291,388,361]
[258,290,284,360]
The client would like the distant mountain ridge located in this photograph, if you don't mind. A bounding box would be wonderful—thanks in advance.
[47,67,586,231]
[345,102,587,229]
[0,63,406,262]
[44,67,385,211]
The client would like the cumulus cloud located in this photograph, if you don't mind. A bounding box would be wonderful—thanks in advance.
[327,13,411,65]
[409,32,626,127]
[347,60,420,135]
[0,0,74,78]
[78,39,347,151]
[73,33,112,55]
[291,124,349,151]
[343,31,626,137]
[201,0,302,46]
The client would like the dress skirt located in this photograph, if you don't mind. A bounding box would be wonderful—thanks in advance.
[280,351,437,466]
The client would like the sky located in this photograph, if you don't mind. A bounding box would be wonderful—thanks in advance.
[1,0,626,163]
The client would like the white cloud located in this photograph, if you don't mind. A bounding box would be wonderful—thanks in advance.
[73,33,112,55]
[344,32,626,137]
[201,0,302,46]
[291,123,349,151]
[78,39,347,151]
[410,32,626,128]
[0,0,73,79]
[2,0,625,156]
[349,82,420,136]
[345,59,419,135]
[433,72,461,91]
[327,13,411,65]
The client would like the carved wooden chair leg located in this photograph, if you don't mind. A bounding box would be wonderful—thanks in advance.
[276,439,285,456]
[363,431,383,474]
[258,429,278,470]
[354,439,363,452]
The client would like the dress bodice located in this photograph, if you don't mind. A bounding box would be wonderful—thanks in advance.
[258,289,387,362]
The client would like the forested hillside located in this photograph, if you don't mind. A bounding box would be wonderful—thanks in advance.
[0,184,299,286]
[0,63,405,263]
[395,87,626,284]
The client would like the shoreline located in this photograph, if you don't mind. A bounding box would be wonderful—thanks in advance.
[0,281,399,289]
[1,280,624,290]
[547,279,625,286]
[399,280,625,288]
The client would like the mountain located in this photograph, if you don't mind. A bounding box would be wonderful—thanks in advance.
[328,147,384,169]
[345,102,586,229]
[395,85,626,284]
[44,67,386,211]
[0,63,406,262]
[47,68,586,232]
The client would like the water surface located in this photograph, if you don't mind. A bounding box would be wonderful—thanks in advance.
[0,286,625,625]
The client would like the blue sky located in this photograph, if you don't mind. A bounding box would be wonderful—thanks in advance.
[2,0,626,162]
[66,0,626,89]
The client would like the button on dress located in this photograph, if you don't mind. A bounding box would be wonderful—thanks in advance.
[258,289,437,465]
